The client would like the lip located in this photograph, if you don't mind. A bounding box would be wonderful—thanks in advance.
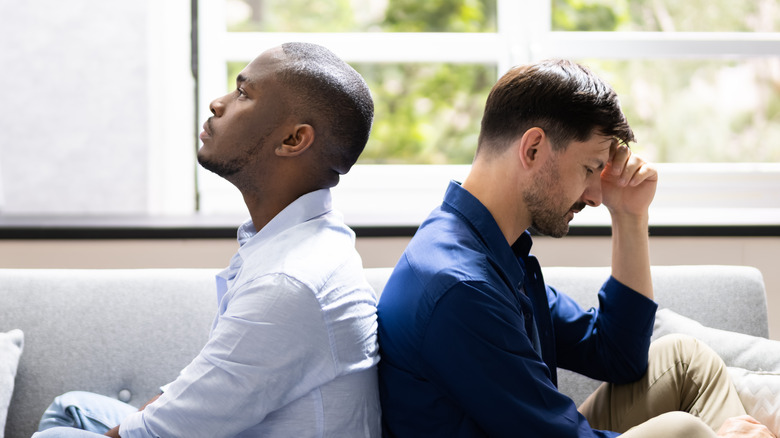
[200,121,211,141]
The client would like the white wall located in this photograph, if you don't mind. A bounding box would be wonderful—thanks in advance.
[0,0,194,215]
[0,1,149,213]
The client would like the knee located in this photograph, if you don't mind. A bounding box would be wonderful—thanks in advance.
[32,427,70,437]
[652,333,699,351]
[33,427,103,438]
[39,391,102,431]
[652,333,724,366]
[658,412,716,437]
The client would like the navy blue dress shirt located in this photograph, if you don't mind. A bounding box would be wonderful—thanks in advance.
[377,181,658,438]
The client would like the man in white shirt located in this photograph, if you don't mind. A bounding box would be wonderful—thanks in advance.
[34,42,380,438]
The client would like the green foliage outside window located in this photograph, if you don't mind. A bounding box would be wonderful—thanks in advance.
[552,0,780,163]
[226,0,780,163]
[227,0,497,164]
[552,0,779,32]
[227,0,496,32]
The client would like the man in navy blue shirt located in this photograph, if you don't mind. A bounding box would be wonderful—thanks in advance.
[377,60,774,437]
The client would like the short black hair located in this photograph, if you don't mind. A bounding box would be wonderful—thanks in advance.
[477,59,634,156]
[279,42,374,178]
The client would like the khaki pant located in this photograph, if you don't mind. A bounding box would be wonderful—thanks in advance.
[578,334,746,437]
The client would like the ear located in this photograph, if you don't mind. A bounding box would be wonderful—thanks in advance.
[276,124,315,157]
[517,127,548,170]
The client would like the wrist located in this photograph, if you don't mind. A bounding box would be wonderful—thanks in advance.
[609,210,650,229]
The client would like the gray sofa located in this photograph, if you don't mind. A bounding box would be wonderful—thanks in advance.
[0,265,768,438]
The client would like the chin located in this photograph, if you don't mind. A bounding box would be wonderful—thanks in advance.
[530,223,570,239]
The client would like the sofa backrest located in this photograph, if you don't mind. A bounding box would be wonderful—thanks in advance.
[0,269,217,438]
[0,265,768,437]
[367,265,769,337]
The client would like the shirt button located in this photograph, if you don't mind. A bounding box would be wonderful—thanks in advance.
[524,312,532,321]
[118,389,132,403]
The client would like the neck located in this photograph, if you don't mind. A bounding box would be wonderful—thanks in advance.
[241,192,293,232]
[239,183,317,232]
[229,160,324,231]
[462,156,531,246]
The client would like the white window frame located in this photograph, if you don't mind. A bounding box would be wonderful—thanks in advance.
[147,0,197,215]
[196,0,780,227]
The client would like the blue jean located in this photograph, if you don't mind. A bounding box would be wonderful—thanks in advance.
[32,391,137,437]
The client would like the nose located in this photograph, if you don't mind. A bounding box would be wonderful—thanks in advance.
[582,176,602,207]
[209,95,226,117]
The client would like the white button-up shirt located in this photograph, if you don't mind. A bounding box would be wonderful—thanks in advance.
[121,189,381,437]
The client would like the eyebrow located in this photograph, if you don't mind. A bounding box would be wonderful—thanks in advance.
[590,158,607,171]
[236,73,253,87]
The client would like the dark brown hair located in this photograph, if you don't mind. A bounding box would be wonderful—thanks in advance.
[477,59,634,156]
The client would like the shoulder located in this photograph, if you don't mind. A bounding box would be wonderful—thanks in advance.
[397,209,492,297]
[378,216,496,331]
[236,212,372,303]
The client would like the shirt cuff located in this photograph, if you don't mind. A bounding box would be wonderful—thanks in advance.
[599,276,658,335]
[118,411,146,438]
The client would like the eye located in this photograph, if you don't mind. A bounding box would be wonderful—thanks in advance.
[236,87,247,98]
[585,167,594,176]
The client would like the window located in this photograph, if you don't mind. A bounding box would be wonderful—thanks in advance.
[197,0,780,226]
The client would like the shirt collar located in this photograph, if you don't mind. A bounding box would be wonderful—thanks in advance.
[442,181,531,286]
[236,188,334,251]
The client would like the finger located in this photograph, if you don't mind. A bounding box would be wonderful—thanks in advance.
[609,144,631,175]
[628,161,658,186]
[739,415,762,424]
[612,154,645,187]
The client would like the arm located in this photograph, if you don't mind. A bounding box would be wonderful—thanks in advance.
[118,275,341,438]
[422,282,618,438]
[551,279,657,383]
[550,147,658,383]
[601,144,657,300]
[104,395,160,437]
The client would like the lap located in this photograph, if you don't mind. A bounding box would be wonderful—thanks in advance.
[579,334,745,433]
[37,391,137,434]
[33,426,110,438]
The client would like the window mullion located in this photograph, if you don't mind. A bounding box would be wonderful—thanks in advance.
[540,31,780,59]
[219,32,503,64]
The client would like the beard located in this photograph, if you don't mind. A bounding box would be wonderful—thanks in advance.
[197,125,267,181]
[197,151,245,178]
[523,159,584,238]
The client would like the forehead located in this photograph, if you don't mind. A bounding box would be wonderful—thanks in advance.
[239,47,287,84]
[563,134,616,163]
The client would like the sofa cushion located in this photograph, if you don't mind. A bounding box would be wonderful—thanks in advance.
[655,308,780,434]
[0,329,24,438]
[654,308,780,372]
[727,367,780,435]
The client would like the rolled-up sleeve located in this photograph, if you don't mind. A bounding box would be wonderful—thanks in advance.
[120,273,336,438]
[551,276,658,384]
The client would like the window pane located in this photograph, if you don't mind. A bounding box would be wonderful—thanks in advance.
[227,61,495,164]
[355,63,495,164]
[582,58,780,163]
[226,0,497,32]
[552,0,780,32]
